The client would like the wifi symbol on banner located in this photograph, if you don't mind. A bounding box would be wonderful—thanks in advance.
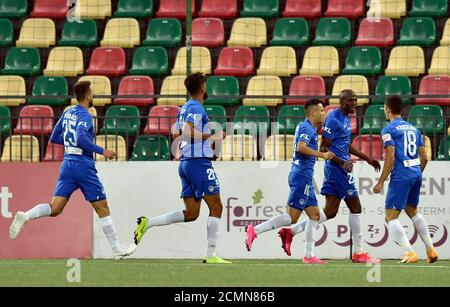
[428,225,440,239]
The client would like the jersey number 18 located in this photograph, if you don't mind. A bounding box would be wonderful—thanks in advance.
[403,131,417,157]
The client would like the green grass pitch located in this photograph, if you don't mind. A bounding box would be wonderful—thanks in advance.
[1,259,449,287]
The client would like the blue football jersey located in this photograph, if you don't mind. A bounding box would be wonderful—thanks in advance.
[291,119,318,178]
[322,109,352,166]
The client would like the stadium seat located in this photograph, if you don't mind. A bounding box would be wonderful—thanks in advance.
[86,47,126,77]
[59,19,98,47]
[324,105,357,134]
[31,0,67,19]
[171,47,211,75]
[243,76,283,107]
[1,135,40,162]
[0,0,27,18]
[63,105,98,133]
[131,135,170,161]
[385,46,425,77]
[330,75,369,106]
[241,0,279,18]
[440,20,450,46]
[221,135,257,161]
[156,0,196,19]
[29,76,68,106]
[234,105,270,134]
[257,46,297,77]
[114,0,153,18]
[283,0,321,19]
[416,75,450,106]
[271,18,309,47]
[397,17,436,47]
[14,105,53,135]
[228,18,267,48]
[264,135,295,161]
[351,135,384,161]
[143,105,180,135]
[0,76,26,106]
[408,105,444,135]
[205,76,240,106]
[74,0,112,19]
[199,0,238,19]
[157,76,187,106]
[204,105,227,129]
[16,18,55,48]
[115,76,154,106]
[342,47,382,76]
[360,105,388,135]
[299,46,339,77]
[214,47,254,76]
[192,18,224,48]
[44,47,84,77]
[367,0,407,19]
[355,18,394,47]
[94,135,127,162]
[43,141,64,161]
[101,105,140,137]
[0,105,11,135]
[374,76,412,104]
[410,0,448,17]
[143,18,182,47]
[129,47,168,76]
[325,0,364,19]
[286,76,325,105]
[71,76,111,106]
[0,18,13,47]
[312,18,351,48]
[1,48,41,76]
[437,136,450,160]
[277,105,306,135]
[101,18,140,48]
[428,47,450,75]
[423,135,432,161]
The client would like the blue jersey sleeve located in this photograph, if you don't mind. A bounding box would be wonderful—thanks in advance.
[75,113,103,155]
[50,114,64,145]
[382,126,395,148]
[184,105,205,130]
[322,117,339,141]
[298,125,315,145]
[417,129,425,147]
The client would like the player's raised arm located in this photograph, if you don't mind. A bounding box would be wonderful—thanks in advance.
[349,144,381,171]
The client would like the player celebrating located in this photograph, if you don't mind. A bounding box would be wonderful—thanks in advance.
[133,73,231,264]
[9,81,136,259]
[245,99,334,264]
[373,95,438,263]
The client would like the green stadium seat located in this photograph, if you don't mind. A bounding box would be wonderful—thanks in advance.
[101,105,141,137]
[397,17,436,47]
[0,18,13,46]
[234,106,270,134]
[129,47,168,76]
[29,76,68,106]
[143,18,182,47]
[437,136,450,160]
[205,76,240,106]
[277,105,306,135]
[360,105,388,135]
[241,0,279,18]
[271,18,309,47]
[313,18,351,48]
[204,105,227,130]
[114,0,153,18]
[374,76,412,105]
[410,0,448,17]
[408,105,444,136]
[0,105,10,135]
[0,0,27,18]
[59,19,98,47]
[1,48,41,76]
[131,135,170,161]
[342,47,382,76]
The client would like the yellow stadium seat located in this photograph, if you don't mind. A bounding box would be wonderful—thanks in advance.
[44,47,84,77]
[221,135,257,161]
[100,18,140,48]
[0,76,26,106]
[243,76,283,107]
[171,47,211,75]
[16,18,55,48]
[330,75,369,106]
[257,47,297,77]
[70,76,111,106]
[429,47,450,75]
[367,0,406,19]
[64,105,98,134]
[1,135,40,162]
[264,135,294,161]
[300,46,339,77]
[440,20,450,46]
[228,18,267,48]
[385,46,425,77]
[424,135,432,161]
[74,0,112,19]
[94,135,127,161]
[157,76,187,106]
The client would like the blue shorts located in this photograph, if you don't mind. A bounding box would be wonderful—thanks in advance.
[321,164,358,200]
[287,171,318,211]
[386,176,422,211]
[179,158,220,200]
[54,159,106,203]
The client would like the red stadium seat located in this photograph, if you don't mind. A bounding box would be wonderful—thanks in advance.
[324,105,358,135]
[156,0,196,19]
[14,105,54,135]
[416,75,450,106]
[325,0,364,19]
[199,0,238,19]
[30,0,68,19]
[144,105,180,135]
[214,47,254,76]
[286,76,326,105]
[283,0,321,19]
[355,18,394,47]
[351,135,384,161]
[86,47,126,77]
[115,76,155,107]
[192,18,224,48]
[43,141,64,161]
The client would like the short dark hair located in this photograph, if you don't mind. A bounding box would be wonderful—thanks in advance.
[185,73,206,96]
[386,95,402,115]
[74,81,91,102]
[305,99,322,114]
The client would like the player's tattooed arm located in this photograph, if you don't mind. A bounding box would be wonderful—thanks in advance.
[418,146,428,172]
[349,144,381,172]
[373,146,395,194]
[320,137,348,167]
[297,141,334,160]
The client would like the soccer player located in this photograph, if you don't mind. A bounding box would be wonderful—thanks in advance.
[133,73,231,264]
[245,99,334,264]
[9,81,136,259]
[279,90,381,263]
[373,95,438,263]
